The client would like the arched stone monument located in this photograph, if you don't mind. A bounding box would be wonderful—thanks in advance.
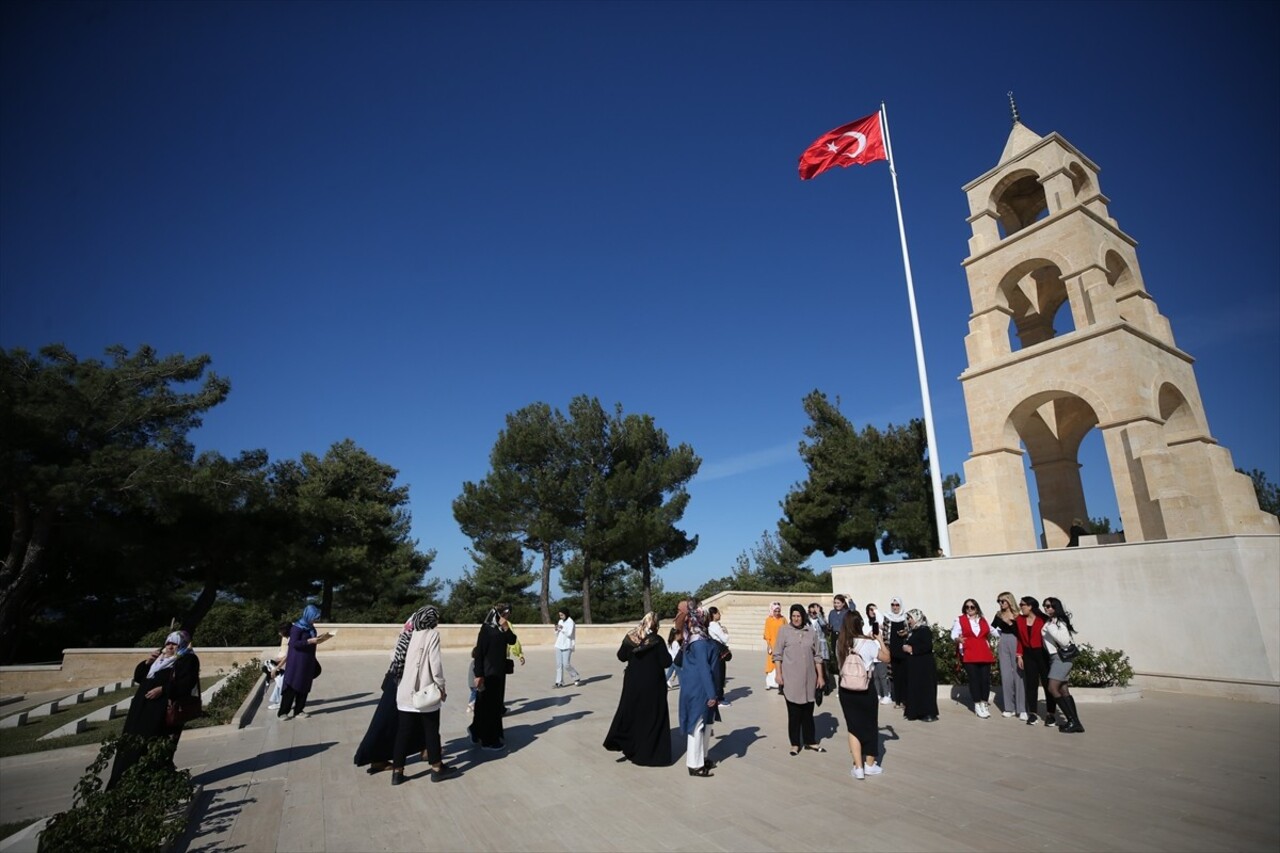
[947,116,1278,554]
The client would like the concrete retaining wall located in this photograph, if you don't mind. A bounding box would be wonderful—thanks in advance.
[831,533,1280,702]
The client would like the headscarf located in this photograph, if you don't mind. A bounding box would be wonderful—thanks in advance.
[906,608,929,629]
[788,603,808,627]
[769,601,782,616]
[682,597,707,645]
[294,604,321,638]
[627,611,658,646]
[482,604,509,630]
[388,606,435,680]
[147,631,192,679]
[884,596,908,623]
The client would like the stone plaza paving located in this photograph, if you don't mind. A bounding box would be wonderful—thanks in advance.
[1,644,1278,852]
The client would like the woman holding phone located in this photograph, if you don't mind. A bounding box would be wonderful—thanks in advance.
[278,604,334,720]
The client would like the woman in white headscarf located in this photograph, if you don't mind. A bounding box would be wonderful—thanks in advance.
[762,601,785,690]
[902,609,939,722]
[107,630,201,789]
[884,597,910,710]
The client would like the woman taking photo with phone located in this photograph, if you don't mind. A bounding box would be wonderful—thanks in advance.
[279,604,334,720]
[107,630,200,788]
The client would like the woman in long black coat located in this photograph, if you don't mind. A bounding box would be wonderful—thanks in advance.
[107,630,201,789]
[353,606,430,773]
[604,612,672,766]
[901,609,939,722]
[469,604,517,751]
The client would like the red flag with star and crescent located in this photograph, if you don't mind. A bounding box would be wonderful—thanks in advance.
[798,111,887,180]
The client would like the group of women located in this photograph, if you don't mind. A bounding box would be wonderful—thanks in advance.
[110,591,1082,788]
[819,592,1083,733]
[350,603,516,785]
[949,593,1084,733]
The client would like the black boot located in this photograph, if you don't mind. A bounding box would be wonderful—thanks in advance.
[1059,696,1084,733]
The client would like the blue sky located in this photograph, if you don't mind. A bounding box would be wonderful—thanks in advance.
[3,1,1277,597]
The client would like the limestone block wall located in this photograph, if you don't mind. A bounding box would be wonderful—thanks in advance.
[831,534,1280,702]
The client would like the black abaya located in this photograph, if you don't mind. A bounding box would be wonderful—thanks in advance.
[903,626,939,720]
[603,635,673,766]
[353,672,425,768]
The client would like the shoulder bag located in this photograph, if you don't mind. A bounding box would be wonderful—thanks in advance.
[410,646,442,711]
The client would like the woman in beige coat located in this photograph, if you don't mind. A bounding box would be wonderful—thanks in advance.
[391,606,454,785]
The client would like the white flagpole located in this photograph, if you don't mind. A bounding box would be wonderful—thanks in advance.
[879,101,952,557]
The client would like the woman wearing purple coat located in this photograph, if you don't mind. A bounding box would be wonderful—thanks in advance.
[278,604,334,719]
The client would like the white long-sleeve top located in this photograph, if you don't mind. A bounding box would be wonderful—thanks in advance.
[708,620,730,646]
[1042,619,1073,654]
[555,617,576,650]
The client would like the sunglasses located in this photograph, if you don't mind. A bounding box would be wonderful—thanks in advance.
[964,605,977,611]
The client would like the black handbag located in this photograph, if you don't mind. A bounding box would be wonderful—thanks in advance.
[1057,642,1080,662]
[504,657,515,674]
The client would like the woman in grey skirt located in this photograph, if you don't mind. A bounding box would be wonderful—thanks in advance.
[1042,597,1083,734]
[992,592,1027,719]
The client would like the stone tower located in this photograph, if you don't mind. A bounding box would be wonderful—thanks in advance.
[947,118,1278,554]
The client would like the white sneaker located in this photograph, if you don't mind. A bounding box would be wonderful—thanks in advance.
[1002,711,1015,718]
[1018,712,1028,721]
[718,701,731,707]
[976,703,990,719]
[267,703,280,710]
[879,696,893,705]
[851,767,865,780]
[864,764,883,776]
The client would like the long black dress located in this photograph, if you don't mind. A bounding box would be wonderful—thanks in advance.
[603,634,673,766]
[469,623,517,748]
[903,625,939,721]
[353,671,425,769]
[107,652,201,788]
[887,617,910,705]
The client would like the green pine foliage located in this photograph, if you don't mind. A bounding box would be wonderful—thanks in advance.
[38,734,195,852]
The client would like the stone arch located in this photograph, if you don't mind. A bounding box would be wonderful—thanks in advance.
[989,168,1049,237]
[1067,161,1092,200]
[1104,249,1134,288]
[997,258,1074,350]
[1156,381,1205,444]
[1004,389,1114,548]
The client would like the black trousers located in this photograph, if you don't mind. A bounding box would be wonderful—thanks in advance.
[278,685,308,717]
[964,662,991,705]
[890,653,909,704]
[393,709,441,768]
[1022,648,1057,718]
[785,699,816,747]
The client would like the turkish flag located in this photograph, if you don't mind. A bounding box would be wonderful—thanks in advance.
[798,111,887,180]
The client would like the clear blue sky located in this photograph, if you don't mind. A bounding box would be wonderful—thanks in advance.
[3,1,1277,597]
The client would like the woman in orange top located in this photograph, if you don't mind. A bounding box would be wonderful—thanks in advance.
[762,601,785,690]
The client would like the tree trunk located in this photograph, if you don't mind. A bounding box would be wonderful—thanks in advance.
[183,575,220,638]
[640,553,652,615]
[1,501,31,589]
[0,507,52,663]
[539,543,552,624]
[580,555,592,624]
[321,577,334,619]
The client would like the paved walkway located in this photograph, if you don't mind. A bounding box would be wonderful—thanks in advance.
[1,645,1278,852]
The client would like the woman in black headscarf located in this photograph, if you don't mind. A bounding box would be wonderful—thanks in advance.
[354,606,432,773]
[468,604,517,751]
[107,630,201,789]
[603,612,672,766]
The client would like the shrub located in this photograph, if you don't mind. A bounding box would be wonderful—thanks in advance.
[39,734,195,852]
[137,600,281,648]
[1067,644,1134,687]
[191,660,262,728]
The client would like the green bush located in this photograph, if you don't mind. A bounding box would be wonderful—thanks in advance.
[1067,644,1134,687]
[137,600,281,649]
[39,734,195,852]
[191,660,262,728]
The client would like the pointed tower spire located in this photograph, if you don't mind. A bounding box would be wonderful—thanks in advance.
[1007,91,1020,125]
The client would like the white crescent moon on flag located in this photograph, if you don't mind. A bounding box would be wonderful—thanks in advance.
[839,131,867,158]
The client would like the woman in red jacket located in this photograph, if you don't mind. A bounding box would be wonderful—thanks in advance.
[950,598,995,719]
[1015,596,1058,727]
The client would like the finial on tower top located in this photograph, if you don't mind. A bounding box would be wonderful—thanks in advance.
[1007,91,1021,125]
